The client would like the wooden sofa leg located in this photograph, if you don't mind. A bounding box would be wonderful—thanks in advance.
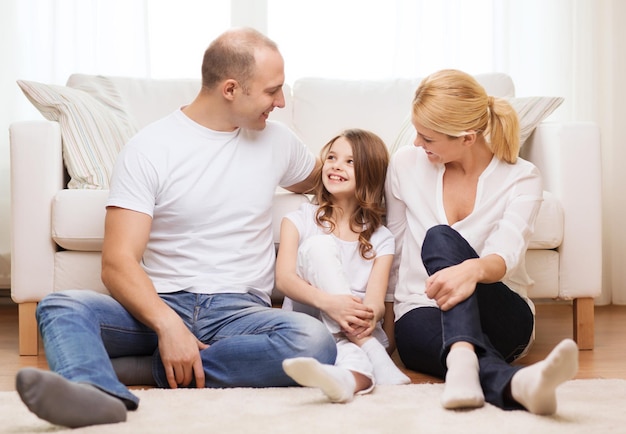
[18,302,39,356]
[573,297,594,350]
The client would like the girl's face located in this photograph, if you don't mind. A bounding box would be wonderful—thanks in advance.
[322,136,356,198]
[412,120,463,164]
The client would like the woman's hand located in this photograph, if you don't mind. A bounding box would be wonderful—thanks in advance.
[425,255,506,311]
[424,260,480,311]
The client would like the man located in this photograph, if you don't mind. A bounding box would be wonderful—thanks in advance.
[16,27,336,428]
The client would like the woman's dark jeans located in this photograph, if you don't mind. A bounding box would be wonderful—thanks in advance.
[395,225,534,409]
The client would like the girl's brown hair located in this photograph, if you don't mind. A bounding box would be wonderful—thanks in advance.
[312,129,390,259]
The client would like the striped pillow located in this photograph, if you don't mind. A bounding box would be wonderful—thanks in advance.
[506,96,564,145]
[17,76,137,189]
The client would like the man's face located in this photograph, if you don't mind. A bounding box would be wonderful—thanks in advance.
[233,47,286,130]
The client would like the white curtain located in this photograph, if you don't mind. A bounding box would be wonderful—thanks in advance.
[0,0,623,304]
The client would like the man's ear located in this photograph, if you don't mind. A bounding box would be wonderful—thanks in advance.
[222,79,238,100]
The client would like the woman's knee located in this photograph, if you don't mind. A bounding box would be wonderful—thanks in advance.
[421,225,478,272]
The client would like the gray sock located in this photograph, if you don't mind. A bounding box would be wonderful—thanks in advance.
[111,356,156,386]
[16,368,127,428]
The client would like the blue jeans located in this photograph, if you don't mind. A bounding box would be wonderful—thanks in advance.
[36,290,337,409]
[395,225,534,410]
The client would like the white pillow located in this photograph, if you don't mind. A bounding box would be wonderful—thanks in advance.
[390,96,564,154]
[17,76,138,189]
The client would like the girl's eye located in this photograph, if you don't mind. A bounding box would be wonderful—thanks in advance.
[348,159,354,164]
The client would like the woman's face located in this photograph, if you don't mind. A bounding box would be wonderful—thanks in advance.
[412,120,463,164]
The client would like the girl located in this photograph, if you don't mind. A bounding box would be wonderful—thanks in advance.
[276,129,410,403]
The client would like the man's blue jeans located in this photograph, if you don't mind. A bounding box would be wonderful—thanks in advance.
[395,225,534,410]
[36,290,337,409]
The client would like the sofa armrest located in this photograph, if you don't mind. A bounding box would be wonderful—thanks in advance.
[521,122,602,300]
[10,120,65,303]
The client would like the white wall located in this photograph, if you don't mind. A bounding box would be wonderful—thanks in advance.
[599,0,626,304]
[0,2,17,288]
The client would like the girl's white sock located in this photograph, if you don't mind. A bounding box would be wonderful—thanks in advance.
[282,357,356,403]
[360,339,410,385]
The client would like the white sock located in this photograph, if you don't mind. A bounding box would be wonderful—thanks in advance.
[511,338,578,415]
[441,347,485,409]
[360,339,411,385]
[282,357,356,403]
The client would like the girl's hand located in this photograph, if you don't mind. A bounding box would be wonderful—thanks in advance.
[349,316,377,339]
[323,294,374,334]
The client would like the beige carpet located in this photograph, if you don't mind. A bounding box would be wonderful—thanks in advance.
[2,379,625,433]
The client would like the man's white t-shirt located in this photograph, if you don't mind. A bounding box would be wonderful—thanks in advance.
[107,109,315,305]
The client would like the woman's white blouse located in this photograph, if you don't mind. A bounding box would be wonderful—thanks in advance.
[385,145,543,320]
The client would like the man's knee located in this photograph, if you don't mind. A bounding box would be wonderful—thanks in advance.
[291,314,337,364]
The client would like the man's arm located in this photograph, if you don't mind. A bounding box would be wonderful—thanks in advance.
[101,206,207,388]
[283,158,321,194]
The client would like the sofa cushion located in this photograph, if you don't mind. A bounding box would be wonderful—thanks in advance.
[528,191,563,249]
[17,76,137,189]
[82,75,293,130]
[291,74,515,156]
[52,189,109,251]
[51,188,311,251]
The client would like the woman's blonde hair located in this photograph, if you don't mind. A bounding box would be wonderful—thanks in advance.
[312,129,390,260]
[412,69,520,163]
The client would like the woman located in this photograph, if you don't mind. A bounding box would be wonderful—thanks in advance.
[385,69,578,414]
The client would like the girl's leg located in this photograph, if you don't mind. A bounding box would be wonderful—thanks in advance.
[298,235,410,385]
[283,339,373,403]
[294,235,352,334]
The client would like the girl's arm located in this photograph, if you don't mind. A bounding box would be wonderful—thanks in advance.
[382,302,397,355]
[275,218,372,333]
[354,254,393,340]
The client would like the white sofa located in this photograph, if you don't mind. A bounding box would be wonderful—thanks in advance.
[9,73,602,356]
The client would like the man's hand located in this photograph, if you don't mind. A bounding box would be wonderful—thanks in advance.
[157,318,209,389]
